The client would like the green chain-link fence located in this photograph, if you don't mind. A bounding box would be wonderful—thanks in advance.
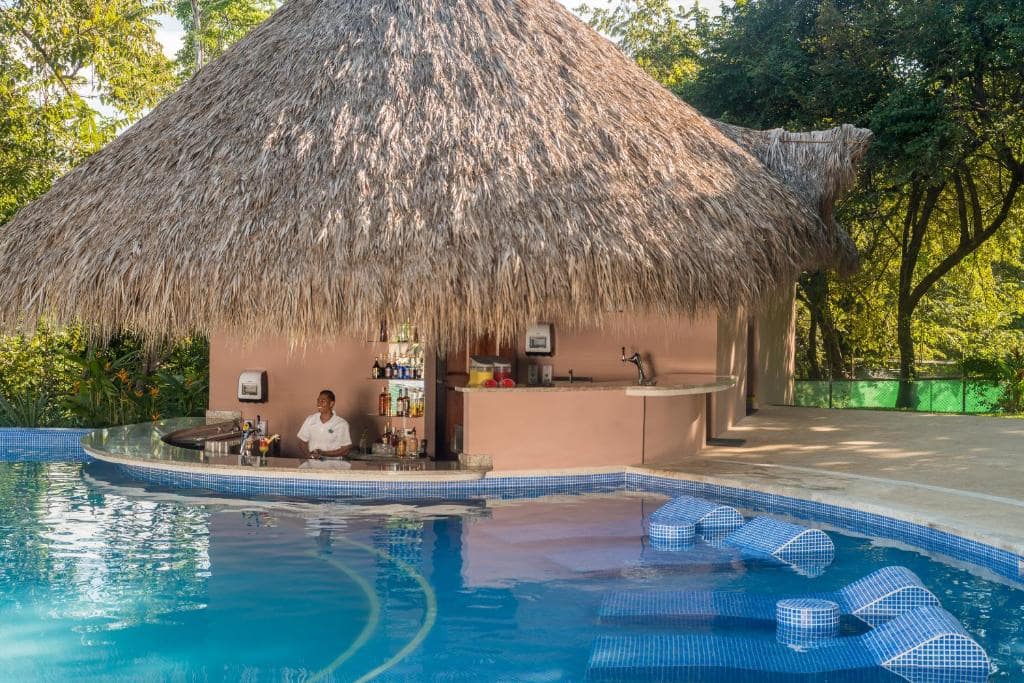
[793,379,1006,413]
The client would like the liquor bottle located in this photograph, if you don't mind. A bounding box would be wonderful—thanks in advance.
[384,356,393,379]
[396,435,407,458]
[407,427,418,456]
[379,320,388,342]
[359,429,369,454]
[371,356,381,379]
[378,388,388,416]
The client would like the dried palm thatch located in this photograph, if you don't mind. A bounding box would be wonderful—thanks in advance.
[714,122,873,276]
[0,0,869,346]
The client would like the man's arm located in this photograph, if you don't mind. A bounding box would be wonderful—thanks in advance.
[297,418,313,457]
[319,444,353,457]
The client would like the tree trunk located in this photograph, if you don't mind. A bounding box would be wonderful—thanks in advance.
[190,0,204,70]
[896,304,916,409]
[798,272,847,379]
[806,316,821,380]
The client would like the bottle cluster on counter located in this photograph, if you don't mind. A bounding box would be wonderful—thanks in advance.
[368,422,426,458]
[378,386,425,417]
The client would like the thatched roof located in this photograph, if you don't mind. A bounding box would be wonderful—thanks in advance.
[0,0,869,345]
[714,122,873,276]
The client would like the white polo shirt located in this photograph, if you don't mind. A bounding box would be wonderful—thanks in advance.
[297,412,352,452]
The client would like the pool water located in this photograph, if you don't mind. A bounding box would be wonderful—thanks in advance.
[1,460,1022,682]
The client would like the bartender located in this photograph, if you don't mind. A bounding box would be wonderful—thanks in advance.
[297,390,353,458]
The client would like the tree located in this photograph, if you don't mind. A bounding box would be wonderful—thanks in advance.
[576,0,706,91]
[686,0,1024,403]
[173,0,277,78]
[0,0,175,221]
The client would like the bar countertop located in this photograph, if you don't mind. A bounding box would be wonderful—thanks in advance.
[80,417,486,479]
[454,373,736,397]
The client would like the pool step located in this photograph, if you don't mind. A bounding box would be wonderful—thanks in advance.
[599,566,939,628]
[587,606,990,682]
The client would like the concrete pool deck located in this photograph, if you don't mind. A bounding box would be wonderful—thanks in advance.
[643,405,1024,557]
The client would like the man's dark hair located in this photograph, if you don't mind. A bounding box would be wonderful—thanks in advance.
[319,389,336,402]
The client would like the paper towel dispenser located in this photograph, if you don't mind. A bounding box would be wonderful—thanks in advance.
[525,323,554,356]
[237,370,268,402]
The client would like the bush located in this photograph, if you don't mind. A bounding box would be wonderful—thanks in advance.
[0,328,208,428]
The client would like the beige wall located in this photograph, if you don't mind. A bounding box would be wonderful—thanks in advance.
[711,307,749,438]
[756,283,797,405]
[209,335,433,457]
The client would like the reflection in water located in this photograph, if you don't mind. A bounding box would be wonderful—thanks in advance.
[0,462,210,632]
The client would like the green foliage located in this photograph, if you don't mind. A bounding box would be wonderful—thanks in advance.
[0,0,246,427]
[577,0,707,90]
[582,0,1024,411]
[173,0,277,78]
[60,335,210,427]
[0,329,208,428]
[0,0,175,222]
[0,388,65,428]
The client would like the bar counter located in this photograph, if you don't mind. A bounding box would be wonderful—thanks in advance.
[455,374,736,396]
[81,418,484,480]
[455,374,737,470]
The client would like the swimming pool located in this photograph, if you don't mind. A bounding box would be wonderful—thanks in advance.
[1,458,1021,682]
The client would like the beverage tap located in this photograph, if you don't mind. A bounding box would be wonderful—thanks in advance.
[621,347,654,385]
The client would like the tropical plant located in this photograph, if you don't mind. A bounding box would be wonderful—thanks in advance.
[0,387,66,428]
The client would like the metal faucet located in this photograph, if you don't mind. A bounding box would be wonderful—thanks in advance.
[621,347,654,385]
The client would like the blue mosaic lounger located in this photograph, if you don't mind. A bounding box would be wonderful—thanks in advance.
[723,515,835,562]
[600,566,939,628]
[587,606,991,683]
[647,495,745,547]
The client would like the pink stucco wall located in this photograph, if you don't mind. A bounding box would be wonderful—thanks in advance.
[206,296,797,466]
[459,312,715,469]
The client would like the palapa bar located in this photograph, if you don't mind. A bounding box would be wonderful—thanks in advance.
[0,0,869,472]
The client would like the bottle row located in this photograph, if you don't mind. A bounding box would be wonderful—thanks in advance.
[378,387,425,417]
[365,423,425,458]
[371,352,425,380]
